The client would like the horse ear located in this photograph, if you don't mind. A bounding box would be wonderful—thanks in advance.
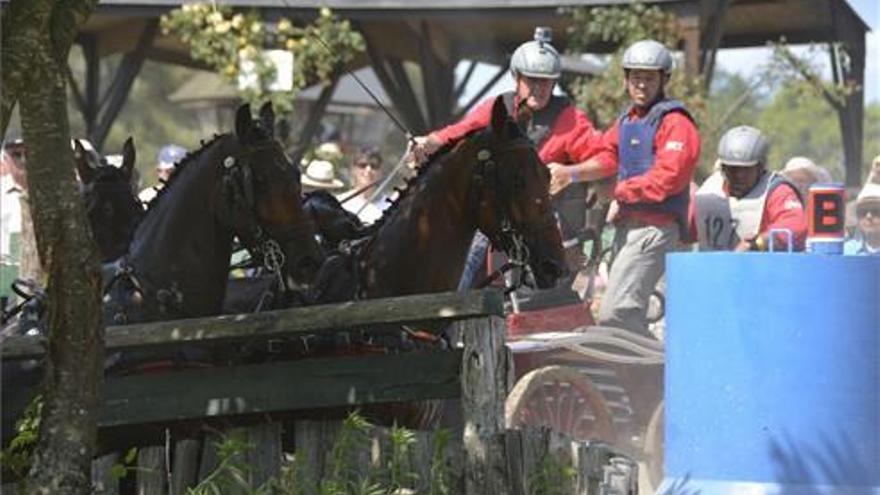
[121,137,136,180]
[235,104,253,141]
[259,102,275,138]
[73,140,95,184]
[490,95,510,139]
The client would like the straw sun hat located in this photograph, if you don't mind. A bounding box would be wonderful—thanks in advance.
[302,159,344,190]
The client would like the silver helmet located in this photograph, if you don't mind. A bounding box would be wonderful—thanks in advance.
[718,126,770,167]
[509,27,562,80]
[622,39,673,74]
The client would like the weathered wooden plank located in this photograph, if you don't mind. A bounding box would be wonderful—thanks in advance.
[98,351,462,428]
[458,315,510,495]
[170,438,200,495]
[2,290,503,360]
[136,445,167,494]
[92,451,120,495]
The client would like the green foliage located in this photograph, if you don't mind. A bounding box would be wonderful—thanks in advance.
[161,4,364,112]
[526,454,577,495]
[562,2,707,129]
[0,395,43,479]
[766,41,860,111]
[187,432,271,495]
[191,411,454,495]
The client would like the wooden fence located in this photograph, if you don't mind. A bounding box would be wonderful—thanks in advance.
[1,290,637,494]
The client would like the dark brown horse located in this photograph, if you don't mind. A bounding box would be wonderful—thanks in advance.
[75,137,144,263]
[313,96,565,302]
[104,103,323,324]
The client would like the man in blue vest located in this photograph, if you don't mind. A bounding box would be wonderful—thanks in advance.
[550,39,701,336]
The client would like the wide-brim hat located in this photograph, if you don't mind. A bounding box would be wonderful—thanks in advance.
[302,159,344,190]
[781,156,832,184]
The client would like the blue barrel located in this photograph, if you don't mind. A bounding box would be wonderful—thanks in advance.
[661,253,880,494]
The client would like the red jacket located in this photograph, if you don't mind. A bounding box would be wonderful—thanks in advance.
[593,107,701,227]
[432,96,604,165]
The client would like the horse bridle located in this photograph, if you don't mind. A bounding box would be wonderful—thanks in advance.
[220,142,315,289]
[470,132,558,289]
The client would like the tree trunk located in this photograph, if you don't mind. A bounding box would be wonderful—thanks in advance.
[2,1,103,493]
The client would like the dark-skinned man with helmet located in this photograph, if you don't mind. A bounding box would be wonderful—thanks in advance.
[549,39,700,336]
[411,27,605,290]
[691,125,806,252]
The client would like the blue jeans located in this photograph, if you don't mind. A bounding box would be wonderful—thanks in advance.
[457,232,490,291]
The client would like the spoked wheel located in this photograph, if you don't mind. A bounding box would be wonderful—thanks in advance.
[505,365,615,442]
[644,400,664,488]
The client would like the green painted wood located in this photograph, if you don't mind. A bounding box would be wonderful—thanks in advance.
[97,350,463,428]
[2,289,503,360]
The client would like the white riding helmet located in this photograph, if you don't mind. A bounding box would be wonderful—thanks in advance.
[509,27,562,80]
[622,39,673,74]
[718,126,769,167]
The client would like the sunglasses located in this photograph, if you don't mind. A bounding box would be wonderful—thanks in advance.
[355,161,380,170]
[857,205,880,218]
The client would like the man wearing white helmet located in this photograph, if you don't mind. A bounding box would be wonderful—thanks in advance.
[844,182,880,255]
[549,39,700,335]
[138,144,186,204]
[692,125,806,252]
[411,27,605,288]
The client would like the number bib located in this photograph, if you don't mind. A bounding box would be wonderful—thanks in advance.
[695,170,774,251]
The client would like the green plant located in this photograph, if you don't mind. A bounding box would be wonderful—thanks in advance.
[427,427,452,495]
[187,431,271,495]
[0,395,43,479]
[161,5,364,112]
[526,454,577,495]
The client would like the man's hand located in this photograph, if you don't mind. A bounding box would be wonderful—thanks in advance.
[548,162,573,196]
[409,134,442,168]
[733,239,752,252]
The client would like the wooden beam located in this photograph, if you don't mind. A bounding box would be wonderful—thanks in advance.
[828,0,865,186]
[289,77,339,168]
[453,60,478,103]
[83,34,101,138]
[700,0,731,88]
[99,351,463,427]
[91,19,158,148]
[453,64,506,120]
[2,290,504,359]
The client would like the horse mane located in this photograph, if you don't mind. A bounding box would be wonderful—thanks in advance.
[367,120,526,233]
[364,130,480,234]
[143,133,226,211]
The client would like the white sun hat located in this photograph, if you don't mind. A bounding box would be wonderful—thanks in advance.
[782,156,832,184]
[302,159,344,190]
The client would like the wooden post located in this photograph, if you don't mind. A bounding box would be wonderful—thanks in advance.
[239,422,282,490]
[459,314,511,494]
[91,452,119,495]
[170,438,200,495]
[136,445,167,495]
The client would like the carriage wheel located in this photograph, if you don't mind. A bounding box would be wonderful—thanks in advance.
[644,400,664,488]
[505,365,615,443]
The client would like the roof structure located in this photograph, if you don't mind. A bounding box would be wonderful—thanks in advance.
[3,0,867,183]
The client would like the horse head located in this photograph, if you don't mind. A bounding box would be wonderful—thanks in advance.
[221,102,324,286]
[472,96,566,289]
[76,137,144,262]
[303,190,364,251]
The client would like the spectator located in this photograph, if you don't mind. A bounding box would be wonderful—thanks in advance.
[844,182,880,256]
[552,39,700,336]
[138,144,186,204]
[339,147,388,225]
[691,125,806,252]
[780,156,832,200]
[301,159,345,194]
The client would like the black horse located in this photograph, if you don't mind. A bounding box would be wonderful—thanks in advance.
[75,137,144,263]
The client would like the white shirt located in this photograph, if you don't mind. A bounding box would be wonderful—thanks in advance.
[340,193,388,225]
[0,175,22,262]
